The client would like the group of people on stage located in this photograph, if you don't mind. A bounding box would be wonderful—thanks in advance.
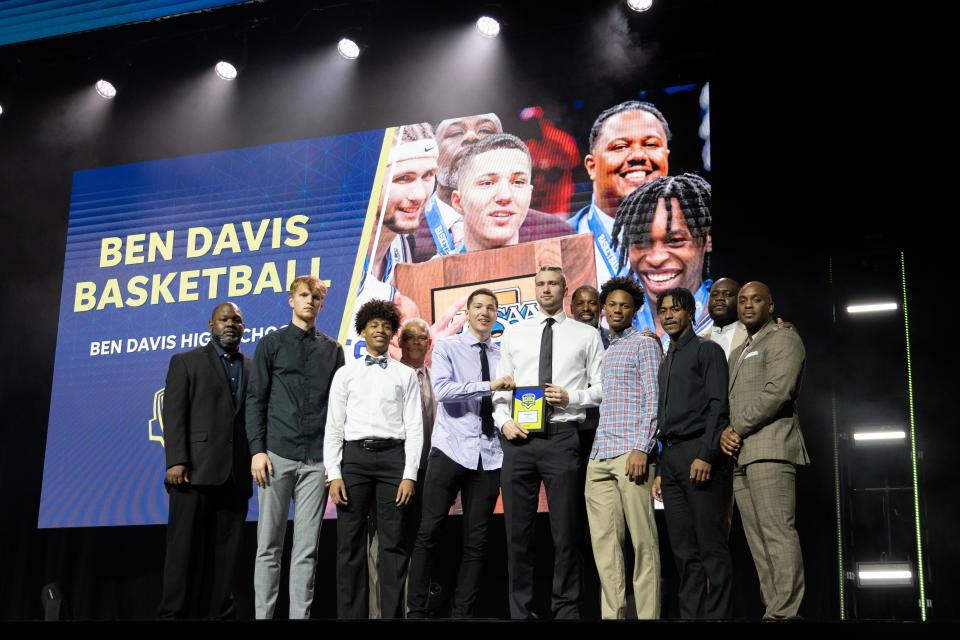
[157,96,809,621]
[158,271,808,622]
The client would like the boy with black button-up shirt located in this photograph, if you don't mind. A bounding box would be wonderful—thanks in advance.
[653,286,733,619]
[246,275,344,619]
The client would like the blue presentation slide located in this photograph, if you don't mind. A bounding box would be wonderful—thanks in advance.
[39,129,388,527]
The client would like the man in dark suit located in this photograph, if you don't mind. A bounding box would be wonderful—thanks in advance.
[158,301,251,619]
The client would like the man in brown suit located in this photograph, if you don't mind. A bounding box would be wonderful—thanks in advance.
[720,282,809,620]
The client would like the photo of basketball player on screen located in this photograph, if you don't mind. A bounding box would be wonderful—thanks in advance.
[367,123,437,285]
[356,90,712,358]
[412,113,573,262]
[412,113,503,261]
[611,172,713,340]
[346,124,466,361]
[568,101,672,290]
[450,134,571,253]
[562,99,716,345]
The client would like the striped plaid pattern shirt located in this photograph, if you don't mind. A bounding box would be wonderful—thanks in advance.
[591,326,662,460]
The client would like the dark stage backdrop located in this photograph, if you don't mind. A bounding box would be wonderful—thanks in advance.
[1,0,955,621]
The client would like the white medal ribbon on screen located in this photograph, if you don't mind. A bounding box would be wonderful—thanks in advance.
[584,203,630,281]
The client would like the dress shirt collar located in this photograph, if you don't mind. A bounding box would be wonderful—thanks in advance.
[290,323,317,339]
[536,309,567,326]
[747,319,776,343]
[401,358,428,377]
[608,325,638,344]
[361,348,392,363]
[209,338,242,360]
[712,321,737,335]
[459,326,496,349]
[669,327,698,353]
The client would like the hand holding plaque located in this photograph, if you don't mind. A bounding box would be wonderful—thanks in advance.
[512,386,546,433]
[543,383,569,408]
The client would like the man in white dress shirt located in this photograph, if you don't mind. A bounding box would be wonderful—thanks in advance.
[493,266,605,619]
[365,318,437,618]
[324,299,423,619]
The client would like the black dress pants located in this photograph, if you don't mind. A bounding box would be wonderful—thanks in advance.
[659,438,733,619]
[336,443,408,619]
[501,427,582,619]
[407,448,501,618]
[158,481,248,619]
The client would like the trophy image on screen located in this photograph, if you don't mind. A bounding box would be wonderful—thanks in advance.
[395,233,597,334]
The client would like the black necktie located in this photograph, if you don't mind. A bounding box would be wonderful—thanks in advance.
[539,318,555,385]
[539,317,555,420]
[478,343,495,438]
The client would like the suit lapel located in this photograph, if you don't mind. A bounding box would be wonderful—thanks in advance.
[730,322,775,388]
[237,355,250,415]
[732,322,747,352]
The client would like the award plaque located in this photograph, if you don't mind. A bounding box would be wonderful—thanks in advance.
[512,386,546,432]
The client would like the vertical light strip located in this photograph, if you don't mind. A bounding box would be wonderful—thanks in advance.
[829,257,846,619]
[901,251,926,621]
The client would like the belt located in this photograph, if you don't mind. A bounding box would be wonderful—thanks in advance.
[346,438,404,452]
[532,421,580,437]
[659,430,705,448]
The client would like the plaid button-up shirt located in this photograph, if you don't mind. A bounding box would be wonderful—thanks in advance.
[591,326,661,460]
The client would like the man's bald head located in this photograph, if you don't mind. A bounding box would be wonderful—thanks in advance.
[211,301,241,320]
[737,281,775,333]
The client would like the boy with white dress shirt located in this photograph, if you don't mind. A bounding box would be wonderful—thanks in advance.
[324,299,423,619]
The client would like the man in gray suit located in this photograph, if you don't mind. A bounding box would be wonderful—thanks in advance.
[720,282,809,620]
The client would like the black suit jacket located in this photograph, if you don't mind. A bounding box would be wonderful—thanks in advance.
[162,342,252,495]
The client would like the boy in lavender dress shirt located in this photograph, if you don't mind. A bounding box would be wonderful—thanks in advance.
[406,288,515,618]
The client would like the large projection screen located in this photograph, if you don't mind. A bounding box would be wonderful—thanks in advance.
[40,84,710,527]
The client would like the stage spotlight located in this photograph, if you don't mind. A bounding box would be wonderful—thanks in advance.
[95,79,117,99]
[852,428,907,446]
[847,302,898,314]
[476,16,500,38]
[338,38,360,60]
[215,61,238,81]
[856,561,913,588]
[627,0,654,11]
[0,103,4,116]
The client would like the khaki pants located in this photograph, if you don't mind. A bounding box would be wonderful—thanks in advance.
[585,453,661,619]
